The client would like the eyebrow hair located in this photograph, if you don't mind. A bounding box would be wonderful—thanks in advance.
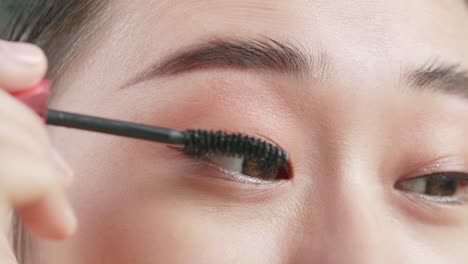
[125,38,330,87]
[125,38,468,102]
[405,62,468,99]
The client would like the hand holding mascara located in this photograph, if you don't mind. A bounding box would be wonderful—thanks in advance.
[0,41,76,250]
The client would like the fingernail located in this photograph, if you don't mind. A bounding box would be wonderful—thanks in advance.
[6,42,44,65]
[52,149,74,185]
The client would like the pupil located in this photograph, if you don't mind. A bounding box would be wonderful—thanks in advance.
[426,175,458,196]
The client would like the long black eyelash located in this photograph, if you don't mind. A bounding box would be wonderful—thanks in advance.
[180,130,289,167]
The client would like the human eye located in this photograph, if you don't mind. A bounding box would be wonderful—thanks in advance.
[177,131,293,184]
[396,172,468,204]
[205,154,292,183]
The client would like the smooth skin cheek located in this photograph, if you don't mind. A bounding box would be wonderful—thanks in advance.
[33,0,468,263]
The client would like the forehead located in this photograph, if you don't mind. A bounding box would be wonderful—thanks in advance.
[88,0,468,90]
[109,1,468,38]
[107,0,468,55]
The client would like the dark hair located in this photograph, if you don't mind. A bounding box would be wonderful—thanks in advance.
[1,0,107,79]
[1,1,107,263]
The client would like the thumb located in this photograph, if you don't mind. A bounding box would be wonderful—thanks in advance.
[0,235,19,264]
[0,40,47,92]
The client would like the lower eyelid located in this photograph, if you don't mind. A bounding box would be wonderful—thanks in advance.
[413,193,464,205]
[166,152,261,183]
[394,190,468,226]
[166,156,289,203]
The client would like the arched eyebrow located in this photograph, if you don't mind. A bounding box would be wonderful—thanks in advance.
[123,37,468,102]
[405,62,468,99]
[123,38,330,88]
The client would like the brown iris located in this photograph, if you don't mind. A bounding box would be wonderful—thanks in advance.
[240,157,292,181]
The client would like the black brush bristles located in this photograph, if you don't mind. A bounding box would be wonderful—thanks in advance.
[181,130,289,167]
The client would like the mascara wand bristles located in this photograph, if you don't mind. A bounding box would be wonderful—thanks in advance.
[181,130,289,166]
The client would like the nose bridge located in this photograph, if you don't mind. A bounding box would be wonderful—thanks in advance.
[292,111,406,263]
[291,166,401,264]
[328,176,390,263]
[330,160,389,258]
[320,125,397,263]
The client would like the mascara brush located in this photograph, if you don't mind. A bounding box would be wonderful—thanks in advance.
[12,80,289,166]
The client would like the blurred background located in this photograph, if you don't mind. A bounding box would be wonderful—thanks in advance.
[0,1,14,31]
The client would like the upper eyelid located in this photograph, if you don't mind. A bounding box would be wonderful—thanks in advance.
[408,172,468,181]
[401,156,467,179]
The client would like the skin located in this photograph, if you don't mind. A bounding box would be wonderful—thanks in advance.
[0,40,75,264]
[2,0,468,263]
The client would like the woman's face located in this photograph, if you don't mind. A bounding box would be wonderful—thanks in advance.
[36,0,468,263]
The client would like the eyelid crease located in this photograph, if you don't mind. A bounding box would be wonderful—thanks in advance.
[400,155,467,180]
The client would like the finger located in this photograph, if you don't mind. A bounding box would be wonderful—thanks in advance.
[0,41,47,92]
[0,236,18,264]
[16,190,77,240]
[0,119,49,161]
[0,90,49,146]
[0,149,60,206]
[0,148,75,241]
[52,149,74,187]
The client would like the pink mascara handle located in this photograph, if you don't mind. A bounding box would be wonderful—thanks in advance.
[10,79,51,120]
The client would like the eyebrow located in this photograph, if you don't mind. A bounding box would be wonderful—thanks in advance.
[125,38,468,102]
[405,62,468,99]
[124,38,330,87]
